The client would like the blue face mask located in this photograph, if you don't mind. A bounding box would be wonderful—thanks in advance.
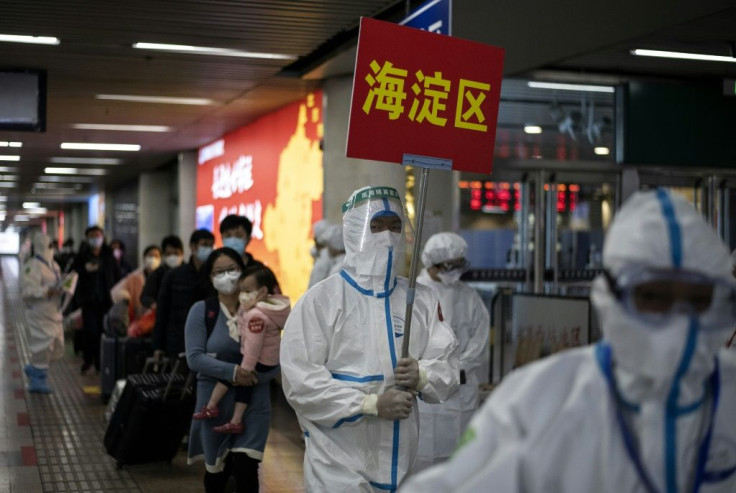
[223,237,246,255]
[196,246,213,262]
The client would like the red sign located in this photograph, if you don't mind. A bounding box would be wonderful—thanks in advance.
[347,17,504,174]
[196,92,323,300]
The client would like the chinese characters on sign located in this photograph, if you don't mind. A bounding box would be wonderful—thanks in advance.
[363,60,490,133]
[347,17,504,174]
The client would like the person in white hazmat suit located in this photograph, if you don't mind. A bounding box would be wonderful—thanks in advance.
[21,232,65,393]
[401,189,736,493]
[281,186,460,492]
[308,218,333,288]
[413,232,490,473]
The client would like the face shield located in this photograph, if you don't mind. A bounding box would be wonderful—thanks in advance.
[342,186,414,281]
[342,186,414,256]
[604,266,736,330]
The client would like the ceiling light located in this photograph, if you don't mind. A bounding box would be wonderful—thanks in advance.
[631,48,736,63]
[26,207,47,215]
[132,42,296,61]
[527,81,615,93]
[0,196,7,201]
[0,182,16,188]
[72,124,171,132]
[0,167,17,172]
[23,202,40,209]
[40,175,95,183]
[96,94,214,105]
[14,214,29,221]
[60,143,140,151]
[31,188,80,195]
[32,182,82,190]
[0,155,20,161]
[594,147,610,156]
[524,125,543,134]
[45,167,107,176]
[51,157,121,165]
[0,141,22,147]
[0,175,19,181]
[0,34,59,45]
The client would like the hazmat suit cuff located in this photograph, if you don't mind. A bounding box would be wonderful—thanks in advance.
[417,369,429,391]
[362,394,378,416]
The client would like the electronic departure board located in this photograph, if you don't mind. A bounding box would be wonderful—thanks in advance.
[459,181,578,214]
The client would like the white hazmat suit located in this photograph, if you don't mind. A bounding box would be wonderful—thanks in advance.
[414,232,489,472]
[281,186,459,492]
[401,189,736,492]
[21,232,64,393]
[325,223,346,277]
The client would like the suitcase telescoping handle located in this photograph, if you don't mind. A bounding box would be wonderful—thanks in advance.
[162,353,194,401]
[142,356,170,375]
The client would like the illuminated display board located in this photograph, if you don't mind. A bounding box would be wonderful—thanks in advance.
[196,92,323,300]
[459,181,578,214]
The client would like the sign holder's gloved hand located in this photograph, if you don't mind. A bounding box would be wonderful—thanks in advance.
[376,388,414,420]
[394,357,420,390]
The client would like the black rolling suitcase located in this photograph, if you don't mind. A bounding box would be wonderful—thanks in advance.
[100,333,122,400]
[103,358,195,466]
[100,334,154,400]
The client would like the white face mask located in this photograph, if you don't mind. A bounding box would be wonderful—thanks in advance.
[592,276,722,383]
[437,270,463,285]
[88,237,104,249]
[212,271,241,294]
[164,254,183,268]
[113,248,123,261]
[144,256,161,271]
[239,291,260,306]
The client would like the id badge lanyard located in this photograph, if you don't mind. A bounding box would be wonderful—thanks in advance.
[35,254,61,285]
[597,342,720,493]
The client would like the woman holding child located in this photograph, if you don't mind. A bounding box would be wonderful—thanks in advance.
[185,247,286,493]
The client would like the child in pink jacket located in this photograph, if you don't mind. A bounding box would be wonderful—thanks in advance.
[193,265,290,433]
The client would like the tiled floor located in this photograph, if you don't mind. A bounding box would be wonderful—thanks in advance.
[0,256,305,492]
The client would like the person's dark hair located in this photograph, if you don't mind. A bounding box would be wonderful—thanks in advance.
[190,228,215,246]
[142,244,162,258]
[240,265,278,294]
[84,225,104,237]
[110,238,126,252]
[62,239,74,248]
[219,215,253,237]
[202,247,247,279]
[161,235,184,252]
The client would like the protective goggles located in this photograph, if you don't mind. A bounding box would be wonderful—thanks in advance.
[604,267,736,329]
[434,259,470,273]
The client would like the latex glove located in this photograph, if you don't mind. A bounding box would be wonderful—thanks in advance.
[376,388,414,420]
[235,367,258,386]
[394,357,420,390]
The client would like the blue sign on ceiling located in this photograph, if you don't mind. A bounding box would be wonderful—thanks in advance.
[399,0,452,35]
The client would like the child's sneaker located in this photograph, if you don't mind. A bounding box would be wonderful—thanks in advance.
[212,422,244,434]
[192,406,220,420]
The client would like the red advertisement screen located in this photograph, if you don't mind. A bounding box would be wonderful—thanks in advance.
[196,91,323,299]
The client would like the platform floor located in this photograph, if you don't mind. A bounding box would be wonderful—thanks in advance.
[0,257,305,492]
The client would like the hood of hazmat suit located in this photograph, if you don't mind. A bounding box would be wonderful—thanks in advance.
[400,189,736,493]
[341,186,413,293]
[281,186,458,493]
